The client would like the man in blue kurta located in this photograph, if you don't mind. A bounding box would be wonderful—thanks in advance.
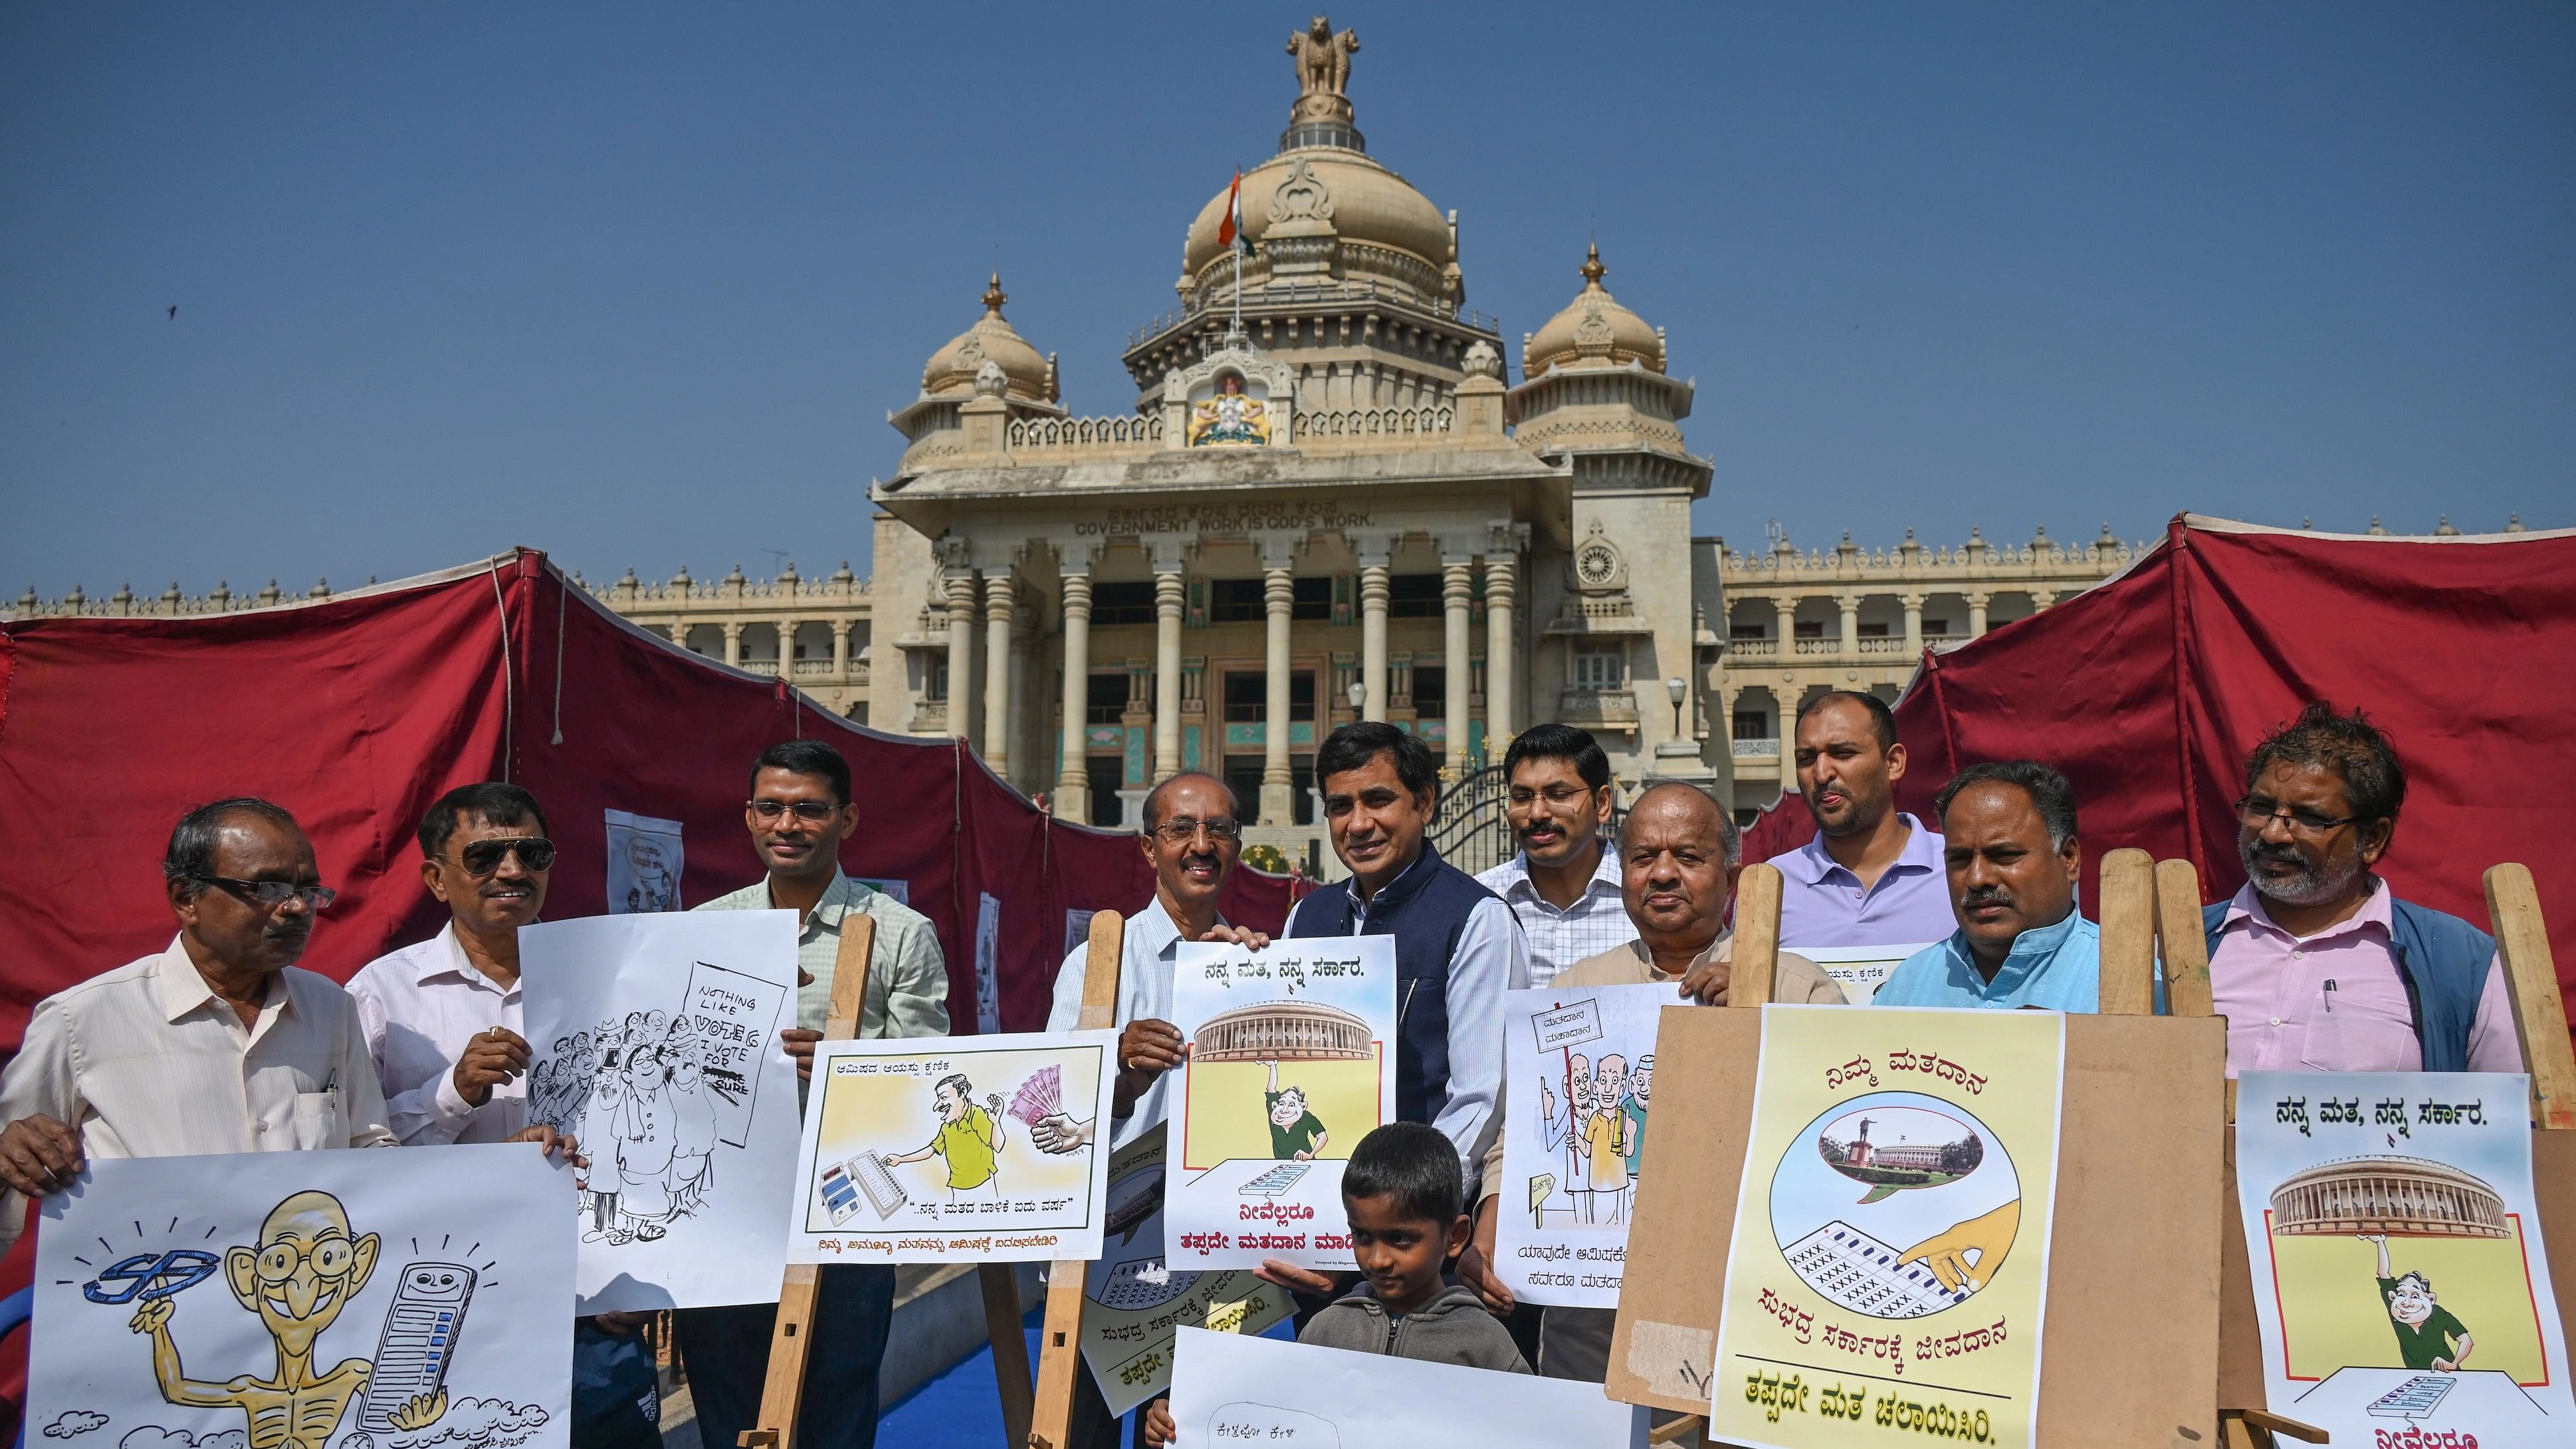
[1875,760,2099,1012]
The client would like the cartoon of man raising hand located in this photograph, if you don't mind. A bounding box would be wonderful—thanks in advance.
[2362,1234,2476,1373]
[127,1190,447,1449]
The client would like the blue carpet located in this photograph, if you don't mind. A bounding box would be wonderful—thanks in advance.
[873,1310,1295,1448]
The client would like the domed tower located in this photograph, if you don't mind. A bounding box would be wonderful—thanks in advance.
[890,273,1065,468]
[1119,16,1504,417]
[1511,245,1703,486]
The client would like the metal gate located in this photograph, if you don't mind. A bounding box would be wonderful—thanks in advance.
[1427,764,1516,875]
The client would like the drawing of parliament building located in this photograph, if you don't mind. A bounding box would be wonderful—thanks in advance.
[1192,1000,1375,1063]
[2268,1157,2509,1240]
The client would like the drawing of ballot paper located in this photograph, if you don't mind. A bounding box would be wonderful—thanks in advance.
[2364,1374,2455,1418]
[358,1262,476,1434]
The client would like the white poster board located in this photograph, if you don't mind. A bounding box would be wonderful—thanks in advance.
[31,1145,574,1449]
[1494,982,1669,1308]
[1780,943,1933,1007]
[603,810,683,913]
[786,1030,1118,1264]
[1168,1325,1646,1447]
[1075,1123,1296,1416]
[2236,1070,2573,1442]
[1166,937,1398,1273]
[520,911,803,1312]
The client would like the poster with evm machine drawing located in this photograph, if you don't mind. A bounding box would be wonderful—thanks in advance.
[1167,1325,1649,1448]
[1166,937,1397,1273]
[518,910,804,1313]
[1707,1005,2065,1449]
[2236,1070,2573,1444]
[786,1031,1118,1264]
[1493,982,1669,1309]
[1074,1123,1296,1416]
[30,1144,574,1449]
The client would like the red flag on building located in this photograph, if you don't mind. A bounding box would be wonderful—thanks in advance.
[1217,168,1243,250]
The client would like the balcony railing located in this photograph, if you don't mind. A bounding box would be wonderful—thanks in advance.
[1792,637,1838,656]
[1729,637,1778,657]
[1856,637,1909,654]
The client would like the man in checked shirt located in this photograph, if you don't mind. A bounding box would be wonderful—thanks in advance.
[1475,725,1630,990]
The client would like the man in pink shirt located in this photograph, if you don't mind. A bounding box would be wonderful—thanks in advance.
[2206,703,2522,1077]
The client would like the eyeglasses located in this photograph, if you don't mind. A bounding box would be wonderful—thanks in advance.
[1507,786,1598,807]
[250,1234,361,1283]
[196,877,338,911]
[749,800,844,822]
[1152,817,1242,843]
[2234,796,2365,837]
[455,837,556,875]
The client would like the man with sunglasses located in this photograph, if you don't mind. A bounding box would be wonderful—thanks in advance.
[347,783,566,1145]
[2206,703,2521,1075]
[0,798,398,1254]
[679,738,949,1449]
[1045,770,1267,1448]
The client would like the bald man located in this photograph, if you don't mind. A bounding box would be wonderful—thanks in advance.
[1461,782,1844,1384]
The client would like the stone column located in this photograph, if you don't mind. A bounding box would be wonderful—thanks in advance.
[983,572,1014,775]
[1773,596,1797,653]
[1483,551,1515,749]
[2032,588,2058,612]
[1057,569,1093,824]
[1838,593,1860,659]
[1357,535,1391,722]
[1154,563,1185,781]
[1261,550,1296,824]
[1442,554,1474,775]
[779,618,799,672]
[831,619,852,677]
[945,572,977,738]
[1966,590,1990,639]
[722,621,744,669]
[1901,593,1924,658]
[668,621,687,647]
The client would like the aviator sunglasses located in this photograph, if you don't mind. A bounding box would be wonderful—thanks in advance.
[454,837,556,875]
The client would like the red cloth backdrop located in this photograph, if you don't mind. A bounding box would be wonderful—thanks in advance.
[0,548,1306,1413]
[1739,514,2576,1024]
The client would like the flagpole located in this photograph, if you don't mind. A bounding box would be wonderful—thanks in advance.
[1232,164,1244,338]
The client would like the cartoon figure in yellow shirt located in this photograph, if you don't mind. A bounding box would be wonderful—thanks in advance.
[126,1190,449,1449]
[890,1072,1010,1204]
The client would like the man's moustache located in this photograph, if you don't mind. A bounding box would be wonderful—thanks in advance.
[1961,889,2015,911]
[1182,852,1221,872]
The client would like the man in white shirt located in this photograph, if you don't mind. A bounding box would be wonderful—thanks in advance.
[0,799,399,1253]
[1045,770,1268,1448]
[1477,724,1627,988]
[348,782,562,1145]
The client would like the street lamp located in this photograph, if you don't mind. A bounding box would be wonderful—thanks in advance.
[1346,677,1366,711]
[1665,677,1688,738]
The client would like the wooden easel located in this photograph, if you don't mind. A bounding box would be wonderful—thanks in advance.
[2163,858,2576,1449]
[1608,849,2231,1447]
[1023,909,1127,1449]
[739,912,875,1449]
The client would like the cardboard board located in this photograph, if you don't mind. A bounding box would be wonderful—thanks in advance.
[1607,1008,2228,1446]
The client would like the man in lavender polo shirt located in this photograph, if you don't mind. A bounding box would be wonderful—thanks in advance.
[2209,703,2522,1077]
[1775,692,1957,950]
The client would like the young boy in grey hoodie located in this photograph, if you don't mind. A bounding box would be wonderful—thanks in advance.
[1146,1123,1528,1445]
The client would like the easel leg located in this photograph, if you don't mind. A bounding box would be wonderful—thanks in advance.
[740,1264,822,1449]
[1027,1258,1090,1449]
[980,1262,1035,1447]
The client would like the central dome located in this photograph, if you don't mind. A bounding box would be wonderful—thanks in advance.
[1183,148,1454,282]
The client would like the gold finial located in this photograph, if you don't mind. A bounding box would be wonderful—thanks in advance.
[982,272,1008,316]
[1580,243,1606,286]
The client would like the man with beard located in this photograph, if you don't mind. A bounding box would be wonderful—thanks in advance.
[1477,724,1629,988]
[1776,692,1955,949]
[2206,704,2520,1075]
[680,739,952,1449]
[1045,770,1267,1448]
[1875,762,2100,1010]
[0,800,397,1254]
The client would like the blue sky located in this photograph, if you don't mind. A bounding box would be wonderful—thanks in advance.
[5,4,2571,599]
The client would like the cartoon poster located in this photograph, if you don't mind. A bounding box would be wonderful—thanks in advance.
[786,1031,1118,1264]
[1706,1006,2065,1449]
[519,911,803,1312]
[1783,944,1936,1008]
[2236,1070,2572,1441]
[1167,1325,1648,1447]
[29,1145,573,1449]
[1493,982,1667,1308]
[1165,937,1398,1273]
[1075,1124,1295,1416]
[602,810,683,913]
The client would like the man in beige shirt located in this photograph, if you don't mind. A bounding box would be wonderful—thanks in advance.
[0,798,401,1253]
[1458,782,1844,1381]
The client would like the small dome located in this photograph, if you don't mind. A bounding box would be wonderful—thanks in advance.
[921,274,1057,403]
[1523,245,1664,377]
[1183,148,1453,284]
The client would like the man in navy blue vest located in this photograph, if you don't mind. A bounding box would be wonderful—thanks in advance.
[1257,722,1529,1308]
[2206,702,2522,1076]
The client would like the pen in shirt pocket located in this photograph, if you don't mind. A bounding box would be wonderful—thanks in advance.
[2321,980,2336,1012]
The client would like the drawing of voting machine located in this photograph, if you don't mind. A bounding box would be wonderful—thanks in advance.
[1605,852,2230,1447]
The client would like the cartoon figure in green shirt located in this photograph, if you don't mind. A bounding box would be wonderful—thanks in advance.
[889,1072,1008,1203]
[2362,1235,2475,1372]
[1263,1060,1329,1161]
